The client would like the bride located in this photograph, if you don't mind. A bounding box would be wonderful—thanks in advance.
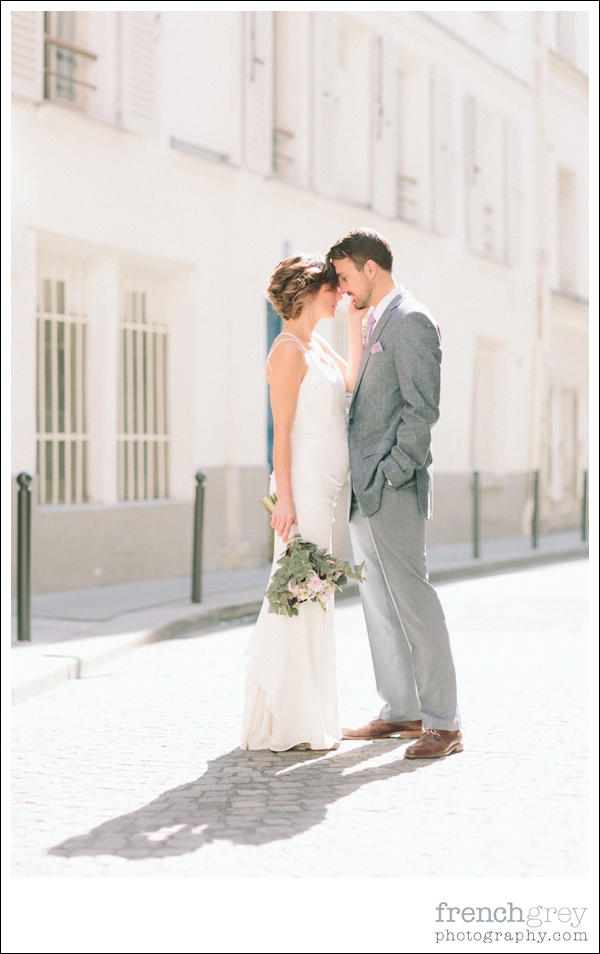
[241,254,365,752]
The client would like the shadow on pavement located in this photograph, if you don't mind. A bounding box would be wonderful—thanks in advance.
[49,741,437,860]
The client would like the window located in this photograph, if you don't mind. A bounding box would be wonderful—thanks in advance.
[396,72,419,225]
[464,96,505,261]
[43,12,96,109]
[371,35,398,219]
[430,64,454,234]
[481,108,504,260]
[244,12,274,175]
[393,63,430,229]
[11,12,43,100]
[272,13,296,182]
[311,12,339,196]
[336,18,370,205]
[36,256,89,505]
[118,273,169,501]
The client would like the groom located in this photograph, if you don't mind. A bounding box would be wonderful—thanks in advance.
[328,228,462,759]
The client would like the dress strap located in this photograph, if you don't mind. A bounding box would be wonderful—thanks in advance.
[266,333,309,371]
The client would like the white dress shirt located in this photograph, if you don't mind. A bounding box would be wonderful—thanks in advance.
[368,286,402,332]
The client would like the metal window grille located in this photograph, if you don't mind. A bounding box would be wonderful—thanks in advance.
[36,257,89,505]
[43,11,96,109]
[118,274,169,501]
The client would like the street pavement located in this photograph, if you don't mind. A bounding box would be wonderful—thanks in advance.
[11,529,587,707]
[11,559,588,878]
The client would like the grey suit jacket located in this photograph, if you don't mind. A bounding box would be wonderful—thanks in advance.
[348,287,441,520]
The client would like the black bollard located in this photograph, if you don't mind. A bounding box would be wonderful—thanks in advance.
[472,471,480,559]
[582,469,588,542]
[531,469,539,549]
[17,472,33,641]
[191,471,206,603]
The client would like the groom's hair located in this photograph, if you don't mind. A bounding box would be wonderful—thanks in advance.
[327,228,393,273]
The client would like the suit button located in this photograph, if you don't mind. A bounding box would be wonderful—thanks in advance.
[349,418,354,424]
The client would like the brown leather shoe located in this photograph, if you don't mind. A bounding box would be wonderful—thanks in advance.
[403,728,463,759]
[341,718,423,740]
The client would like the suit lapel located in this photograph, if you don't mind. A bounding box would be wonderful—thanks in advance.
[350,288,407,409]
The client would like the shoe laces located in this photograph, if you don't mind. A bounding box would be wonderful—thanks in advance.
[424,728,441,738]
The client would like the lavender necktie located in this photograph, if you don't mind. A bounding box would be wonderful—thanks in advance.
[366,312,376,342]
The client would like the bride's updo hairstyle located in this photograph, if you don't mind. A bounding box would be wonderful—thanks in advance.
[267,254,338,322]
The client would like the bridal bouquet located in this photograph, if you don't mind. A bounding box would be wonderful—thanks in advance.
[260,493,366,617]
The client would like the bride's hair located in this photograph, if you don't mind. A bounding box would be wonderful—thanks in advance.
[266,254,338,322]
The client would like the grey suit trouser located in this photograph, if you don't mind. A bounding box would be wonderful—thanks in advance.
[349,482,460,730]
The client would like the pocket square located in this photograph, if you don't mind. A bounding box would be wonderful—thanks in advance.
[371,341,384,353]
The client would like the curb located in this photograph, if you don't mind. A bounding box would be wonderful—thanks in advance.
[428,545,588,583]
[11,547,587,706]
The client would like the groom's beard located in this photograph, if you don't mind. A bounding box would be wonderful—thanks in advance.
[353,280,375,311]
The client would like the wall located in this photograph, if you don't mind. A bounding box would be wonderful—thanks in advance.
[11,10,588,592]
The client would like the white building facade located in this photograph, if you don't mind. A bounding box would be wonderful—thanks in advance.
[11,11,589,592]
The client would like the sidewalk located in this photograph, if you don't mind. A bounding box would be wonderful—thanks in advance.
[11,528,587,705]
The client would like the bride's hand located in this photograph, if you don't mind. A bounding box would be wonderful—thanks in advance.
[271,495,298,543]
[344,293,370,322]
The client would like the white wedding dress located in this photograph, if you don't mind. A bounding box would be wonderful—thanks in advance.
[241,332,350,751]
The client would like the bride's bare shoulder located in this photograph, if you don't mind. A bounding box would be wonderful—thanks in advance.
[266,335,308,379]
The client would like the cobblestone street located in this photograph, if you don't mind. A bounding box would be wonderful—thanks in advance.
[12,560,588,879]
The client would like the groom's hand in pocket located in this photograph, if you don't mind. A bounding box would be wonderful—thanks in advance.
[271,494,298,543]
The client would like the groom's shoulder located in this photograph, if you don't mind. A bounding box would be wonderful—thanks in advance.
[390,289,439,333]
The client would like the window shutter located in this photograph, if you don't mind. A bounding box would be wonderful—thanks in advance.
[244,12,274,175]
[504,117,522,266]
[431,65,455,235]
[120,12,158,134]
[11,12,43,102]
[464,94,484,253]
[372,37,397,218]
[311,12,340,196]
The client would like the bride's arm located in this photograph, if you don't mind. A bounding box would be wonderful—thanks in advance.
[314,299,366,392]
[267,341,307,543]
[343,300,366,392]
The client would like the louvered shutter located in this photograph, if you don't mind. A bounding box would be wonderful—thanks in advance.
[372,36,397,218]
[11,12,43,102]
[311,12,340,196]
[244,12,274,175]
[464,94,484,253]
[120,12,158,134]
[504,117,522,266]
[431,65,455,235]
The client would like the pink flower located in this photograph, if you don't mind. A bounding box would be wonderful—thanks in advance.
[287,583,300,597]
[309,572,328,593]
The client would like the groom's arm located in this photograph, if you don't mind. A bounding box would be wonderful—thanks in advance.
[379,312,441,488]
